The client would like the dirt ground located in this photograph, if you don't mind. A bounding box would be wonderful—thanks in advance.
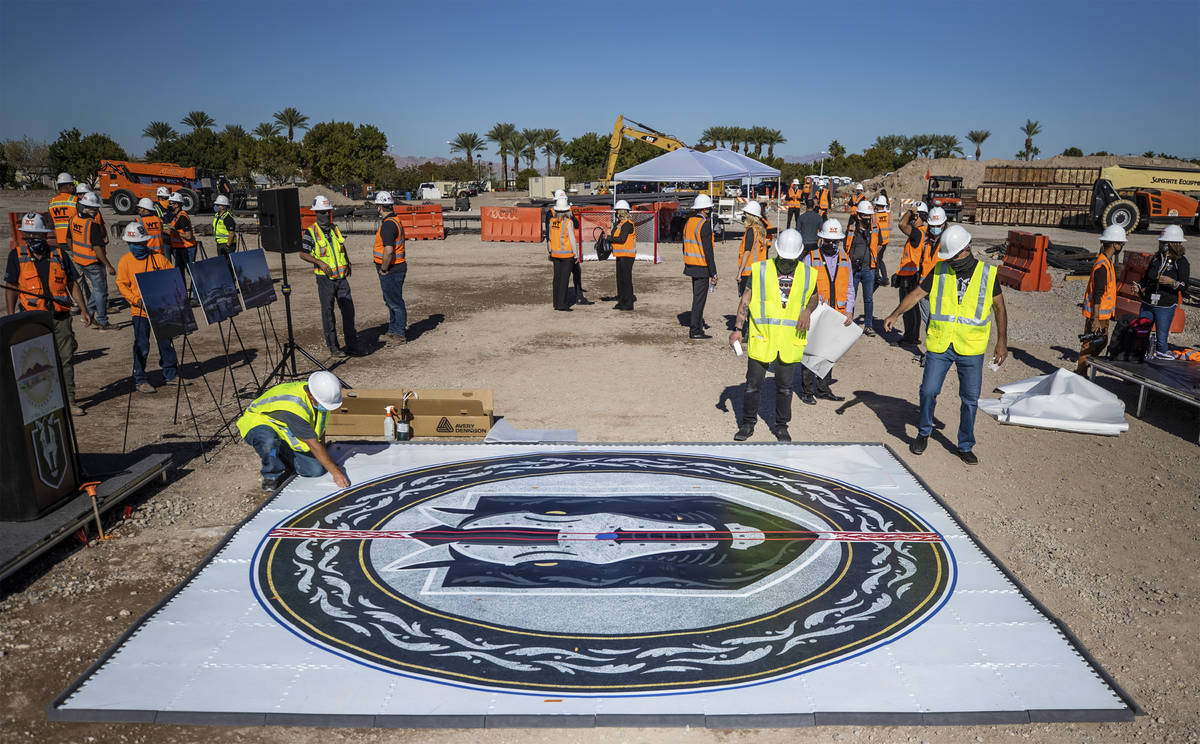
[1,190,1198,744]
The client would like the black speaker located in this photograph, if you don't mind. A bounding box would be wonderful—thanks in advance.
[257,187,301,253]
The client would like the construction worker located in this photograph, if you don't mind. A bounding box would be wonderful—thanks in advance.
[729,228,819,441]
[115,222,179,393]
[48,173,77,247]
[683,193,718,339]
[848,183,866,215]
[545,189,590,305]
[802,175,813,201]
[883,224,1008,464]
[4,213,92,415]
[816,179,831,219]
[737,200,770,298]
[785,178,804,229]
[136,198,167,255]
[75,183,107,240]
[300,195,359,357]
[795,199,823,259]
[873,195,892,249]
[1138,225,1190,360]
[846,200,881,336]
[547,196,578,311]
[236,370,350,492]
[1077,225,1125,374]
[372,191,408,343]
[896,205,946,358]
[164,191,197,301]
[154,186,171,219]
[212,195,237,255]
[68,191,117,330]
[800,219,854,403]
[610,200,638,311]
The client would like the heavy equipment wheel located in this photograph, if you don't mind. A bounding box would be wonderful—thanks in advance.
[111,189,135,215]
[177,188,200,213]
[1102,199,1140,232]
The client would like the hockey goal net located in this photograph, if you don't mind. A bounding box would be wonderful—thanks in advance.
[575,209,659,263]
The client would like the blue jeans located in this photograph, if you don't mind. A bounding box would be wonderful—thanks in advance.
[918,345,984,452]
[172,246,197,298]
[378,263,407,335]
[1139,303,1174,354]
[131,315,178,385]
[853,267,875,328]
[78,262,109,326]
[243,424,326,481]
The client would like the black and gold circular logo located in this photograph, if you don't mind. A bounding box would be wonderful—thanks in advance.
[252,451,954,695]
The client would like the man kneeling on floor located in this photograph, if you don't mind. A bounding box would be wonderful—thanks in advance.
[236,371,351,491]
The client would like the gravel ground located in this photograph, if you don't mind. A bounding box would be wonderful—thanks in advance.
[1,191,1198,744]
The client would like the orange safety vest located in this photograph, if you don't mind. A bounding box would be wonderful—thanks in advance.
[802,181,812,199]
[682,215,708,267]
[849,193,864,213]
[15,243,73,313]
[610,218,637,258]
[1082,253,1117,320]
[548,214,575,259]
[68,212,101,265]
[1171,348,1200,361]
[48,193,76,245]
[920,230,943,279]
[138,213,166,253]
[875,210,891,246]
[845,223,881,269]
[737,223,768,277]
[817,188,830,211]
[168,210,196,249]
[805,247,852,310]
[785,185,803,209]
[373,213,406,265]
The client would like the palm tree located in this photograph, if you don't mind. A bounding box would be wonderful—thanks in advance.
[507,131,528,173]
[932,135,964,159]
[273,107,310,142]
[222,124,248,139]
[539,128,560,173]
[449,132,485,165]
[181,111,215,131]
[874,134,904,155]
[486,122,516,190]
[142,121,178,145]
[1020,120,1042,161]
[699,127,718,147]
[254,122,282,139]
[547,138,567,174]
[521,140,539,172]
[765,129,786,160]
[747,126,770,158]
[520,128,541,170]
[966,130,991,161]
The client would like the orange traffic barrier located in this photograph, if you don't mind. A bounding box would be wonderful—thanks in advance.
[997,230,1052,291]
[480,206,544,242]
[396,203,445,240]
[1115,251,1185,332]
[299,207,316,232]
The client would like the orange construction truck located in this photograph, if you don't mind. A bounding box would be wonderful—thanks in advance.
[97,160,239,215]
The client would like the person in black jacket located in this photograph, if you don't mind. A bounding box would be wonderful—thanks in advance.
[1138,226,1190,359]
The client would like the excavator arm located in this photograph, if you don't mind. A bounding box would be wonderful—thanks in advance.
[600,116,686,194]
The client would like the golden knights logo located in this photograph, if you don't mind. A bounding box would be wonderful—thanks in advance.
[253,452,954,695]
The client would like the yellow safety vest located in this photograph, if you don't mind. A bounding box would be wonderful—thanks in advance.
[212,211,234,247]
[925,261,998,356]
[235,381,327,453]
[307,223,349,278]
[747,259,816,364]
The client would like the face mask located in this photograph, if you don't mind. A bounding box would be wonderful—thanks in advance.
[774,257,798,275]
[929,226,944,237]
[820,242,838,255]
[25,236,48,255]
[317,213,332,226]
[130,243,151,259]
[949,255,974,273]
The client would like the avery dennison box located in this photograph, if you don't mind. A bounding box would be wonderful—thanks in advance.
[324,389,493,439]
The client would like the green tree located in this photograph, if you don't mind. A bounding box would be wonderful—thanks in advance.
[932,135,964,158]
[142,121,178,146]
[514,167,539,190]
[828,140,846,160]
[1020,119,1042,161]
[699,127,718,147]
[3,137,51,187]
[765,129,786,160]
[0,147,10,187]
[448,132,485,165]
[966,130,991,161]
[486,122,516,190]
[48,128,127,187]
[301,121,391,185]
[181,111,215,131]
[254,122,282,139]
[539,128,560,173]
[547,138,567,174]
[1062,146,1083,157]
[148,128,224,171]
[252,136,302,185]
[563,132,608,180]
[274,107,310,142]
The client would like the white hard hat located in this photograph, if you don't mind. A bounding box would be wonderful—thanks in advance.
[553,196,571,212]
[20,212,51,233]
[75,183,91,194]
[855,200,875,215]
[742,200,762,218]
[56,172,74,186]
[137,197,156,211]
[614,200,631,211]
[78,191,102,209]
[1099,225,1127,243]
[937,224,972,259]
[855,183,864,191]
[123,222,151,243]
[553,189,567,199]
[873,195,888,208]
[775,229,803,259]
[156,186,170,198]
[373,191,393,205]
[817,218,845,240]
[169,191,185,204]
[926,206,947,226]
[214,194,231,207]
[792,178,800,185]
[804,175,812,181]
[312,195,333,211]
[914,200,929,214]
[692,193,714,211]
[307,371,343,411]
[1160,225,1186,244]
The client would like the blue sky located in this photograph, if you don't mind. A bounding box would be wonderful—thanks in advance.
[2,0,1197,161]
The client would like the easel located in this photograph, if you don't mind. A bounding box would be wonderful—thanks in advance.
[170,328,235,462]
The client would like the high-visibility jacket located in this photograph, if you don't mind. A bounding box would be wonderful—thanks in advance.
[14,243,72,312]
[138,213,166,253]
[235,381,327,454]
[785,185,804,209]
[611,218,637,258]
[1172,348,1200,361]
[373,213,406,265]
[747,259,817,364]
[212,211,235,249]
[897,225,941,279]
[307,223,349,278]
[68,212,101,266]
[154,199,169,220]
[737,222,768,277]
[167,210,196,250]
[683,215,708,268]
[926,261,998,356]
[802,181,812,199]
[805,247,852,310]
[116,250,172,318]
[48,193,76,245]
[548,214,575,259]
[1082,253,1116,320]
[849,193,864,213]
[817,188,830,211]
[875,211,891,246]
[845,223,881,269]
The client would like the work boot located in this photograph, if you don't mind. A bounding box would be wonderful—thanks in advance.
[330,348,348,359]
[733,424,754,441]
[862,326,876,337]
[261,477,281,493]
[816,390,845,402]
[136,383,157,394]
[70,402,86,416]
[575,296,594,306]
[957,450,979,465]
[772,426,791,442]
[689,332,712,340]
[799,393,816,405]
[910,434,927,455]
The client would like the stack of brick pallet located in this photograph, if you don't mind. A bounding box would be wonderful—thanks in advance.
[974,166,1098,227]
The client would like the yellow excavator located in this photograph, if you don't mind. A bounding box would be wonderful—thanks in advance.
[599,116,687,194]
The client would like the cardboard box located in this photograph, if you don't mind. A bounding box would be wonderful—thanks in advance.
[324,388,494,439]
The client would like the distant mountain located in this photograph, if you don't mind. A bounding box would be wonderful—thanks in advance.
[389,154,500,170]
[777,153,829,164]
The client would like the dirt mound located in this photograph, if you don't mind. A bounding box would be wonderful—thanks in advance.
[297,185,360,207]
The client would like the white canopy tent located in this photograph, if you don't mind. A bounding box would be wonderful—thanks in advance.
[612,148,746,194]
